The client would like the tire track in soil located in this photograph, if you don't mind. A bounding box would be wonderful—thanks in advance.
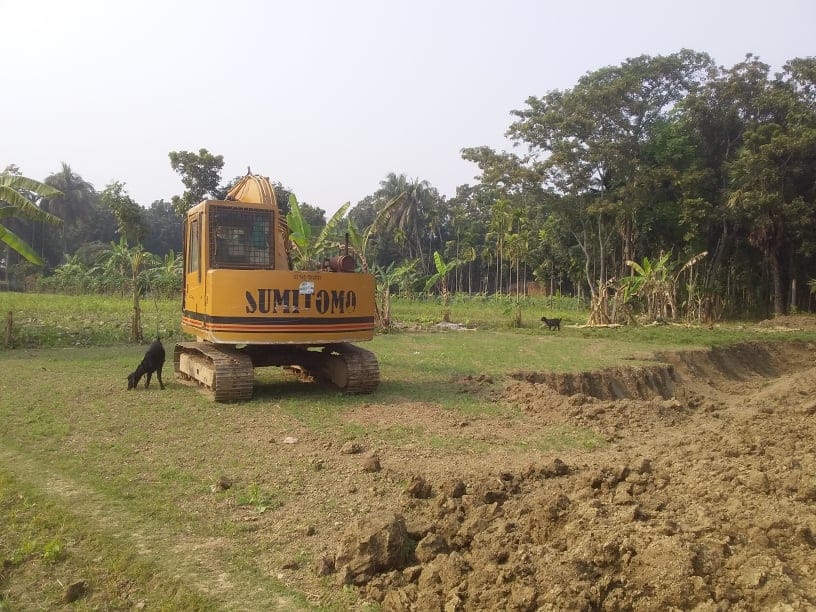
[0,446,306,611]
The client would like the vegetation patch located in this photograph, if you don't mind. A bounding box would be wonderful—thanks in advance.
[0,469,213,610]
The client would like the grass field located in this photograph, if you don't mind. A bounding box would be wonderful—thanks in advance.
[1,291,803,350]
[1,291,814,609]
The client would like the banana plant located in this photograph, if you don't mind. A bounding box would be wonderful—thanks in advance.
[0,174,63,264]
[346,219,375,272]
[96,238,147,341]
[286,194,350,269]
[372,259,419,329]
[424,251,468,322]
[147,250,183,298]
[620,251,707,321]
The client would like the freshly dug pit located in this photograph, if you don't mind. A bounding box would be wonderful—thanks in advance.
[510,340,814,401]
[510,364,678,400]
[334,340,816,610]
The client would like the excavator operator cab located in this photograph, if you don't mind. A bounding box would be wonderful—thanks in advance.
[210,206,274,270]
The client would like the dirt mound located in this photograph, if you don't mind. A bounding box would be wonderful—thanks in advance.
[333,513,414,586]
[510,341,814,402]
[333,341,816,610]
[510,364,677,400]
[658,340,812,380]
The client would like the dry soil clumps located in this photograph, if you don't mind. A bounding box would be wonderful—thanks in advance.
[330,341,816,610]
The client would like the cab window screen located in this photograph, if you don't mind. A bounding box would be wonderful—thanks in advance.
[209,206,274,269]
[188,217,200,276]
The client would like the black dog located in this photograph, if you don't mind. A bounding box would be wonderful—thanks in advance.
[540,316,561,331]
[127,338,166,390]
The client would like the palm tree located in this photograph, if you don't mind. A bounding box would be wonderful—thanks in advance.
[374,173,439,270]
[0,172,63,266]
[487,199,511,295]
[43,163,94,221]
[41,163,95,264]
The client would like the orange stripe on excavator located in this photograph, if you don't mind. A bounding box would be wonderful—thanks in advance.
[181,317,372,333]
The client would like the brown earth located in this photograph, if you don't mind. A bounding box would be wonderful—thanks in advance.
[304,339,816,611]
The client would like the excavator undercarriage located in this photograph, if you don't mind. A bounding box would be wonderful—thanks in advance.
[174,341,380,401]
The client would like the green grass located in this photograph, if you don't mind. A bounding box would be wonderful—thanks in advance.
[3,291,812,350]
[1,292,185,348]
[0,469,217,610]
[390,292,585,326]
[525,425,606,452]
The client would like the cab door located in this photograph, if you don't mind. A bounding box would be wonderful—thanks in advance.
[183,211,204,316]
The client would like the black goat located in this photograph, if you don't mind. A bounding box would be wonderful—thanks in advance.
[540,316,561,331]
[127,338,166,390]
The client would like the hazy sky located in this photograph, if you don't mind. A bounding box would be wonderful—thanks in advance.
[4,0,814,215]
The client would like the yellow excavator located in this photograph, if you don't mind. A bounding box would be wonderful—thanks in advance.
[174,173,379,401]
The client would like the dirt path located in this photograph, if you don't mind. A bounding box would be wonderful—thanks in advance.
[0,447,305,611]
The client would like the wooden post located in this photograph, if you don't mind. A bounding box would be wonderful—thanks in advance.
[4,311,12,349]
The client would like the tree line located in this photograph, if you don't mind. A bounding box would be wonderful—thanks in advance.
[356,51,816,319]
[2,50,815,321]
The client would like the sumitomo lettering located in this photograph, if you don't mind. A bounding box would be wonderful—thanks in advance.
[245,289,356,314]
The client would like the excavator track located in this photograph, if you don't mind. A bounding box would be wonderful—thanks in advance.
[317,343,380,394]
[174,342,255,402]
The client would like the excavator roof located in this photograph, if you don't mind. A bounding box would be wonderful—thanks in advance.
[225,174,279,210]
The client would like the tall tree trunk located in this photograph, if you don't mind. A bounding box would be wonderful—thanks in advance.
[383,287,391,328]
[498,235,503,296]
[770,248,785,316]
[573,222,596,301]
[4,311,12,348]
[705,220,730,290]
[516,258,521,301]
[596,216,613,289]
[131,255,144,342]
[550,267,554,297]
[620,214,635,277]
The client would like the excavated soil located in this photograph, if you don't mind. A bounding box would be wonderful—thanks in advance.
[323,340,816,611]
